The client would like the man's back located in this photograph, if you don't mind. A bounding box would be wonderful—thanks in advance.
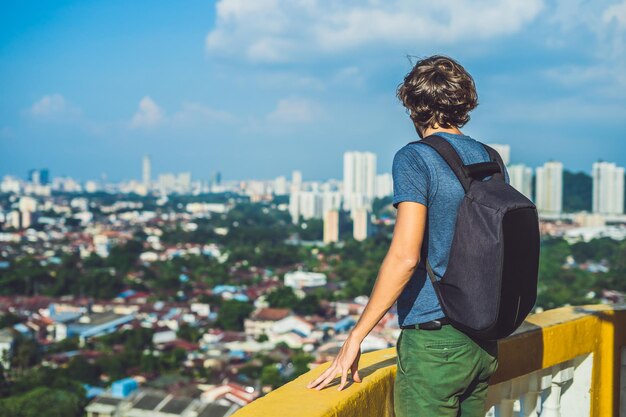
[392,131,510,327]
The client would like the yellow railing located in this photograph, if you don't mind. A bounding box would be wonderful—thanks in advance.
[231,304,626,417]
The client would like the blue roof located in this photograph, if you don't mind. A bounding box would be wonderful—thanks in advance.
[232,294,249,302]
[50,311,82,323]
[334,317,356,331]
[117,289,136,299]
[229,350,247,359]
[83,385,105,399]
[213,284,239,293]
[111,378,138,398]
[13,323,30,334]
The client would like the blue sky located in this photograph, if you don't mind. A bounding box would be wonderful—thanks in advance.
[1,0,625,182]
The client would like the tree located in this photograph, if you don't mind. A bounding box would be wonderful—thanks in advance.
[11,337,39,372]
[0,313,21,329]
[177,324,201,343]
[107,240,143,273]
[266,287,298,309]
[216,300,254,331]
[294,294,321,316]
[65,356,100,385]
[260,365,282,389]
[0,387,83,417]
[290,352,314,379]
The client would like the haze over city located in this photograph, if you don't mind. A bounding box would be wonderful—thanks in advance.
[2,0,626,182]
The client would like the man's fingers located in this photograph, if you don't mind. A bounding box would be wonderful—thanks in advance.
[350,357,362,383]
[337,368,348,391]
[307,364,335,389]
[315,367,340,391]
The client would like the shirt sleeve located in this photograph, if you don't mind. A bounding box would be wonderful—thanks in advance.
[392,145,430,209]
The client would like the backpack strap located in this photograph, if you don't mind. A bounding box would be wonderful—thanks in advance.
[410,134,473,192]
[481,143,506,181]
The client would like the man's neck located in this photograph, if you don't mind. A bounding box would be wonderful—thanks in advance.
[421,125,463,138]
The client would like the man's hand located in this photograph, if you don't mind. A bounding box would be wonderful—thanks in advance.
[306,202,425,392]
[306,334,363,391]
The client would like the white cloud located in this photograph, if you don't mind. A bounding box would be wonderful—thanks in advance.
[171,102,236,126]
[603,0,626,29]
[28,94,81,119]
[333,66,364,87]
[489,96,626,124]
[267,98,318,124]
[130,98,236,130]
[130,96,166,129]
[206,0,544,62]
[543,0,626,93]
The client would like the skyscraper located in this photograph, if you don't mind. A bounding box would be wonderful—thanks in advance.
[343,151,376,212]
[273,176,288,195]
[353,207,371,241]
[592,161,625,215]
[40,169,49,185]
[323,209,339,244]
[291,170,302,194]
[508,164,533,200]
[535,161,563,214]
[28,168,49,185]
[142,155,152,187]
[375,173,393,199]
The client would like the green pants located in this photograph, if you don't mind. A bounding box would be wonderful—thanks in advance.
[393,324,498,417]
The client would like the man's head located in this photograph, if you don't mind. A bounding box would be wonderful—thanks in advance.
[396,55,478,138]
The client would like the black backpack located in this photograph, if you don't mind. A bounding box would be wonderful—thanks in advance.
[412,134,540,341]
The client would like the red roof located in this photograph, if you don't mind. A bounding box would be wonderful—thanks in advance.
[251,308,291,321]
[159,338,199,352]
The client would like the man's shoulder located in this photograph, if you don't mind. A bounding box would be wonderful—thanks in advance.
[394,140,439,163]
[396,140,436,157]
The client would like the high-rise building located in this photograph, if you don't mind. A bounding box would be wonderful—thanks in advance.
[157,172,191,194]
[353,207,371,241]
[289,191,300,224]
[508,164,533,200]
[28,169,40,185]
[323,209,339,244]
[209,171,222,192]
[298,191,323,220]
[291,170,302,194]
[28,168,48,185]
[535,161,563,214]
[142,155,151,187]
[273,176,288,195]
[486,144,510,165]
[375,173,393,198]
[17,196,38,229]
[343,151,377,212]
[592,161,625,215]
[322,191,342,214]
[40,169,49,185]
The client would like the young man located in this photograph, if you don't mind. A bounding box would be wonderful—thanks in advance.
[307,55,506,416]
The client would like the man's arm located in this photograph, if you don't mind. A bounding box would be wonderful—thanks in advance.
[306,201,427,391]
[349,201,427,342]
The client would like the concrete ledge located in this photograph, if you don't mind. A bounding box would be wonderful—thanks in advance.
[231,304,626,417]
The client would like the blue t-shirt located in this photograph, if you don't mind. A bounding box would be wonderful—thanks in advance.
[392,132,510,327]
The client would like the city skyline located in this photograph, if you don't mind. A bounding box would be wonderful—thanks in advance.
[2,1,626,181]
[5,146,626,186]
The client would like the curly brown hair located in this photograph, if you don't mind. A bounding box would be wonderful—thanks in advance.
[396,55,478,132]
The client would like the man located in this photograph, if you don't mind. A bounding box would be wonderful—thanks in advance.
[307,55,506,416]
